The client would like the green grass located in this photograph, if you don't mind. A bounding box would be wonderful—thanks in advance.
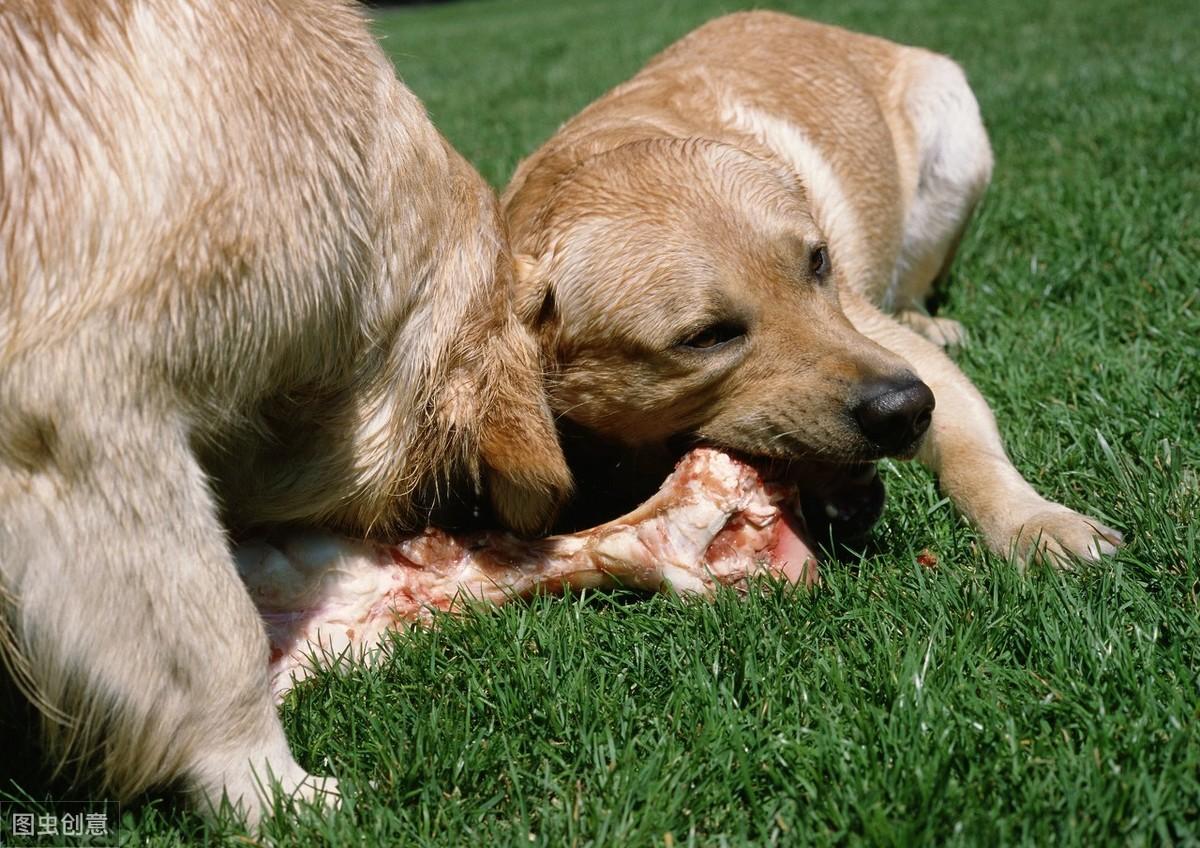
[4,0,1199,844]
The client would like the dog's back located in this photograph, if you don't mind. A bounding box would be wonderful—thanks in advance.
[3,1,372,358]
[505,11,992,312]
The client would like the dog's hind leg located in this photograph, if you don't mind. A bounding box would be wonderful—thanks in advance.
[889,54,993,349]
[841,289,1122,566]
[0,405,335,824]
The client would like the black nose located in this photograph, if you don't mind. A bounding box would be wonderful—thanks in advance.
[852,376,935,456]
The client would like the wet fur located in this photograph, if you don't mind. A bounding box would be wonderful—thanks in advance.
[0,0,569,822]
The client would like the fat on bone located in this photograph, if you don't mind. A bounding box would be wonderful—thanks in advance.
[235,448,815,699]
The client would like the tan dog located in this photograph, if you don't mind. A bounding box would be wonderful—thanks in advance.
[0,0,569,823]
[503,12,1121,561]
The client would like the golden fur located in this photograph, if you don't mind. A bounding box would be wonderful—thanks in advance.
[503,12,1121,561]
[0,0,569,822]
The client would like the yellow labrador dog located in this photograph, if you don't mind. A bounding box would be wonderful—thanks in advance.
[1,0,568,823]
[503,12,1121,561]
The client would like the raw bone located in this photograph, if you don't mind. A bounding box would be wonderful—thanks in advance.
[235,448,815,698]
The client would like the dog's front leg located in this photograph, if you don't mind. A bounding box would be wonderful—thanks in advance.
[0,408,335,824]
[840,289,1122,565]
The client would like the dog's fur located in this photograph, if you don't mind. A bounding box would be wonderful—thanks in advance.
[503,12,1121,561]
[0,0,570,821]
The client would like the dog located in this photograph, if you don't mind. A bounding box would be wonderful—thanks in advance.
[0,0,570,823]
[502,11,1121,560]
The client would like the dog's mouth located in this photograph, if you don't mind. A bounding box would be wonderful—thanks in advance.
[722,453,885,582]
[757,457,886,553]
[553,428,887,573]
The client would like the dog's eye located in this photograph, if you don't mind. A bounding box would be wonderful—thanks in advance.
[810,244,830,280]
[678,321,744,351]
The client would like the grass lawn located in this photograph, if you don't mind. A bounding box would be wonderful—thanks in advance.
[3,0,1198,844]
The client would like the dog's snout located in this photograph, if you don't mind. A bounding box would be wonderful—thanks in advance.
[852,375,935,455]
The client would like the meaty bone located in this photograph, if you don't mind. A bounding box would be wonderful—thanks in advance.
[236,448,807,698]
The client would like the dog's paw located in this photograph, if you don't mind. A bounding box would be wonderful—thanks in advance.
[1002,503,1123,567]
[290,772,341,811]
[896,310,967,349]
[927,316,967,349]
[191,743,341,829]
[233,770,340,829]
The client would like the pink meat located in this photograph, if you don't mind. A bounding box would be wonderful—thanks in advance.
[235,447,816,698]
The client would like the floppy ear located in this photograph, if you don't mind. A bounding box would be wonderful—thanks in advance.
[512,252,555,325]
[477,316,572,536]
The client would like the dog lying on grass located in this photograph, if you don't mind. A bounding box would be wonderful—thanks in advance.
[0,0,569,824]
[503,11,1122,561]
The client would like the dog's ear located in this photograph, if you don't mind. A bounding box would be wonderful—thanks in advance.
[477,316,572,536]
[512,252,555,326]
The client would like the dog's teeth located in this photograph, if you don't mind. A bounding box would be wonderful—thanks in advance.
[824,501,840,519]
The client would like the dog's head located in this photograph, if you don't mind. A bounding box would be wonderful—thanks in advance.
[511,138,932,470]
